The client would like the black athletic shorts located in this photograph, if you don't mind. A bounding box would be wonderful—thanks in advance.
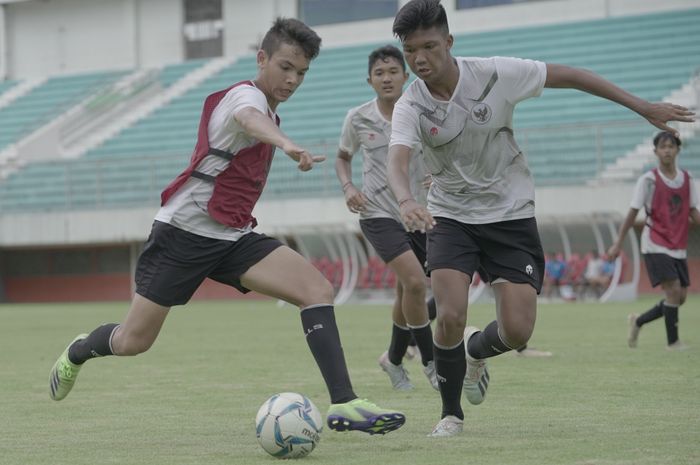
[360,217,427,269]
[135,221,283,307]
[427,216,545,293]
[643,253,690,288]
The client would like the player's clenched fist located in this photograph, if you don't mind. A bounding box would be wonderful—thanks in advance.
[399,198,435,232]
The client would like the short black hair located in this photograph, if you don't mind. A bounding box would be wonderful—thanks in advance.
[653,131,681,148]
[392,0,449,42]
[260,18,321,61]
[367,45,406,75]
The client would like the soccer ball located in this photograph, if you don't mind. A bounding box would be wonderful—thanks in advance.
[255,392,323,459]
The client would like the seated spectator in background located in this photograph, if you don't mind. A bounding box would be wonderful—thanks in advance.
[543,252,567,299]
[601,255,615,281]
[558,253,584,301]
[578,250,610,298]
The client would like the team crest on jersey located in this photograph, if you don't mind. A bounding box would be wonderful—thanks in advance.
[471,103,491,124]
[368,133,375,141]
[525,264,533,276]
[669,194,682,218]
[430,127,439,136]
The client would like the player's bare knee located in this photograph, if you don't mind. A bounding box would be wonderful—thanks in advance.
[500,325,532,349]
[436,308,466,333]
[400,274,425,297]
[299,278,335,307]
[113,331,154,356]
[664,287,682,305]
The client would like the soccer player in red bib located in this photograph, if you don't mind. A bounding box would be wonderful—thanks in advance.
[609,131,700,351]
[49,18,405,436]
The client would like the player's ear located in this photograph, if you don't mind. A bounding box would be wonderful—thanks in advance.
[257,49,267,67]
[446,34,454,50]
[366,76,371,85]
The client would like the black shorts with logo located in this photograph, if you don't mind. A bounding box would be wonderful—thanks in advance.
[643,253,690,288]
[427,216,545,293]
[135,221,283,307]
[360,217,427,269]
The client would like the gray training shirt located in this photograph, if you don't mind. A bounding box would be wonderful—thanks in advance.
[339,98,426,225]
[390,56,546,224]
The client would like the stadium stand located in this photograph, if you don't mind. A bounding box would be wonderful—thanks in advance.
[0,8,699,211]
[0,70,127,152]
[0,79,18,99]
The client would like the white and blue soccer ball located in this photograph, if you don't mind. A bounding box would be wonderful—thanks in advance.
[255,392,323,459]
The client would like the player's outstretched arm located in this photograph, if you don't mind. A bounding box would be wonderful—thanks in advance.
[544,64,696,135]
[335,149,367,213]
[607,208,639,259]
[235,107,325,171]
[387,144,434,232]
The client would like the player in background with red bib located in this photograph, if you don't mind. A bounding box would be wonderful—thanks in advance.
[609,131,700,350]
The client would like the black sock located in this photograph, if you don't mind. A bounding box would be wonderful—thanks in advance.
[662,303,679,345]
[434,343,466,420]
[68,323,119,365]
[466,320,513,359]
[427,297,437,321]
[636,300,664,327]
[409,323,434,365]
[300,305,356,404]
[388,323,412,365]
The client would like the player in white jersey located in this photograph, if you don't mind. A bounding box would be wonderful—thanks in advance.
[335,45,438,392]
[387,0,695,437]
[608,132,700,351]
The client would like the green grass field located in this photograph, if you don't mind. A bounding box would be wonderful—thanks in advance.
[1,297,699,465]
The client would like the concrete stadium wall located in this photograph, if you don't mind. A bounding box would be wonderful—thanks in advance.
[2,0,699,79]
[2,186,700,302]
[5,183,700,247]
[3,0,183,78]
[2,232,699,303]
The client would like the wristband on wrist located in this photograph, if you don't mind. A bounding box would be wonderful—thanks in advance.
[342,181,352,191]
[398,198,414,207]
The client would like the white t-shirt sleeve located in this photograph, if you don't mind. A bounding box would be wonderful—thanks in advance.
[389,99,421,149]
[208,84,269,137]
[495,56,547,105]
[629,174,650,210]
[338,109,359,155]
